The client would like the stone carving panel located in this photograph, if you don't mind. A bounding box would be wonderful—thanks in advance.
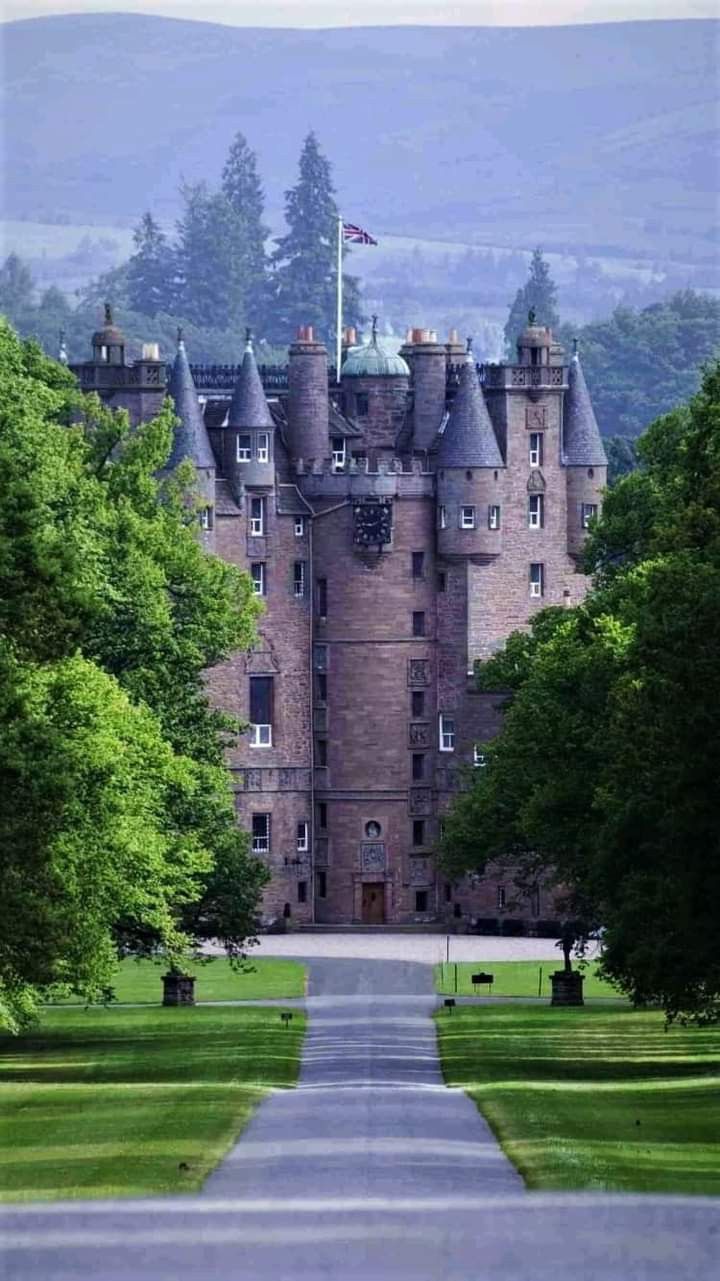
[525,405,546,430]
[360,842,386,874]
[527,469,546,493]
[408,721,430,748]
[315,838,329,867]
[408,788,432,816]
[409,857,433,886]
[407,658,430,687]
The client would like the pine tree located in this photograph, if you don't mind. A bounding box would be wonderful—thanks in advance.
[175,183,248,331]
[126,213,177,317]
[504,248,560,354]
[271,132,361,346]
[221,133,269,331]
[0,254,35,328]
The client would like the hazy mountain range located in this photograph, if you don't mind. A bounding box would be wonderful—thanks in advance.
[2,14,718,266]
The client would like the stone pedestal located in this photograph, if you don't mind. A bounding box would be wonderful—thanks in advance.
[162,972,196,1006]
[550,970,584,1006]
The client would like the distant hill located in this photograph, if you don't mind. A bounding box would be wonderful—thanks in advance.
[1,15,718,265]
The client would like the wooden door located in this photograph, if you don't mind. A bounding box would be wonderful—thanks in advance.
[362,882,385,924]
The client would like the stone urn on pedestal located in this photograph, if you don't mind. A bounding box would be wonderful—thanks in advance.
[162,970,196,1006]
[550,923,584,1006]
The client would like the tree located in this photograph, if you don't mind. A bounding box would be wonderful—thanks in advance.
[441,362,720,1022]
[0,319,267,1029]
[271,132,361,345]
[604,435,638,485]
[0,253,35,330]
[126,212,177,316]
[221,132,270,331]
[504,248,560,354]
[175,182,249,330]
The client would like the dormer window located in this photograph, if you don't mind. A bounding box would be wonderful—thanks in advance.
[257,433,270,463]
[237,434,251,462]
[331,438,346,470]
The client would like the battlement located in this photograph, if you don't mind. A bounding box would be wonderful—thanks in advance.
[484,364,568,391]
[295,456,434,499]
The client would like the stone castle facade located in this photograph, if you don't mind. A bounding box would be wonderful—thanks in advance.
[71,310,607,931]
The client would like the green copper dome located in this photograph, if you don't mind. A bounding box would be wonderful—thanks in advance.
[341,338,410,379]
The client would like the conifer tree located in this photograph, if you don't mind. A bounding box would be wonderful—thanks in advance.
[221,133,269,330]
[126,212,177,317]
[175,183,248,331]
[504,248,560,354]
[271,132,361,345]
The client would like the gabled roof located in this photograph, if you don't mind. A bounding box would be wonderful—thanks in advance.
[436,357,503,468]
[166,338,215,470]
[564,353,607,467]
[228,338,274,429]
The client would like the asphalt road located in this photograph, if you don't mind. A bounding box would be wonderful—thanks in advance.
[2,956,719,1280]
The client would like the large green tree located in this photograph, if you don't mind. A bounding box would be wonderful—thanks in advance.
[0,319,266,1029]
[441,362,720,1022]
[271,132,361,345]
[126,212,177,317]
[504,248,560,354]
[221,132,270,333]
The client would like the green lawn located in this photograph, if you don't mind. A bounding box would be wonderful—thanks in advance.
[435,960,623,1000]
[0,1004,305,1202]
[47,956,305,1005]
[436,1004,720,1195]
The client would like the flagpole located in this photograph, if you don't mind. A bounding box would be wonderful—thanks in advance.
[336,214,343,385]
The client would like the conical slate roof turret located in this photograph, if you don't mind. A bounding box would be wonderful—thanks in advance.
[228,332,274,428]
[564,345,607,467]
[166,331,215,470]
[437,347,502,468]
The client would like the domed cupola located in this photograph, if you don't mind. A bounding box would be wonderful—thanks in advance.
[341,325,410,379]
[436,344,505,560]
[340,316,410,452]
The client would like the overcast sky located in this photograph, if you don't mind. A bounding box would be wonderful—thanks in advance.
[3,1,715,27]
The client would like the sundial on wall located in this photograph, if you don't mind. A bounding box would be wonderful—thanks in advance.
[353,497,393,548]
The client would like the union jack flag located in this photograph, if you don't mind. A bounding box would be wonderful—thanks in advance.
[342,222,378,246]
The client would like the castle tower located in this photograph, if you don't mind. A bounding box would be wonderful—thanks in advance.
[287,326,330,466]
[340,318,410,463]
[436,349,505,561]
[406,328,448,454]
[225,331,276,499]
[563,342,608,558]
[166,330,216,550]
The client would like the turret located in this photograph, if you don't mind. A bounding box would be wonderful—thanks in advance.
[340,316,410,456]
[92,303,126,366]
[436,346,505,559]
[517,311,553,367]
[287,326,330,466]
[166,330,216,548]
[406,328,447,453]
[563,340,607,558]
[226,330,276,496]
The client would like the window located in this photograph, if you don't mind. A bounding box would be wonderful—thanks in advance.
[293,561,306,598]
[365,821,382,838]
[317,801,327,829]
[460,505,476,530]
[529,432,544,467]
[317,870,327,898]
[294,516,305,537]
[582,503,598,529]
[316,672,327,703]
[412,753,425,781]
[530,563,545,598]
[497,885,506,911]
[356,392,369,417]
[249,675,273,747]
[412,611,425,637]
[412,551,425,579]
[437,571,447,593]
[438,505,447,530]
[251,562,266,596]
[415,890,429,912]
[528,494,544,529]
[250,496,265,536]
[237,434,251,462]
[412,819,425,847]
[444,882,452,903]
[200,506,213,530]
[297,821,309,853]
[298,880,307,904]
[316,577,328,618]
[453,902,462,919]
[257,433,270,463]
[488,505,501,530]
[316,738,328,767]
[473,744,487,768]
[252,813,270,854]
[331,437,346,470]
[439,714,455,752]
[411,690,425,717]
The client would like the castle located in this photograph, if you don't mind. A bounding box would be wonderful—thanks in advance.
[71,309,607,932]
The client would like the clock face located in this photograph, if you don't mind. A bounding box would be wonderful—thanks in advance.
[353,500,393,547]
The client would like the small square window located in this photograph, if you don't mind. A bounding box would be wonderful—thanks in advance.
[257,433,270,463]
[250,496,265,536]
[237,434,251,463]
[297,821,309,853]
[251,562,266,596]
[415,890,429,912]
[530,563,545,598]
[439,714,455,752]
[582,503,598,529]
[331,437,346,470]
[528,494,544,529]
[298,880,307,904]
[460,506,476,530]
[293,561,306,598]
[412,611,425,637]
[488,505,501,530]
[412,551,425,579]
[412,753,425,781]
[529,432,544,468]
[252,813,270,853]
[412,819,425,847]
[411,690,425,717]
[294,516,305,537]
[356,392,369,417]
[250,723,272,747]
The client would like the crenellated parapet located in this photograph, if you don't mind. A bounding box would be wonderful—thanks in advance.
[295,456,434,501]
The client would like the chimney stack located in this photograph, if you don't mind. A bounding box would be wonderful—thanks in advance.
[287,326,329,464]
